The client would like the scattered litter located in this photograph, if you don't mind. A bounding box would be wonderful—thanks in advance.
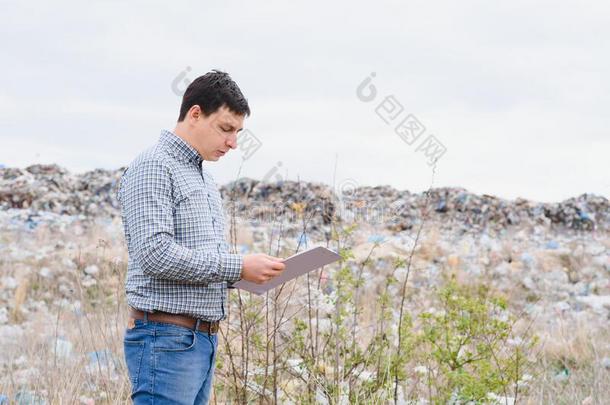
[545,240,560,250]
[15,391,46,405]
[84,265,99,276]
[553,367,570,382]
[79,396,95,405]
[367,234,386,244]
[86,349,119,376]
[53,337,73,358]
[0,164,609,401]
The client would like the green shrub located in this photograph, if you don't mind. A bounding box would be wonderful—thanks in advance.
[417,278,537,404]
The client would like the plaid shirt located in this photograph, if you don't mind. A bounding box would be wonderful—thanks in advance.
[117,130,243,321]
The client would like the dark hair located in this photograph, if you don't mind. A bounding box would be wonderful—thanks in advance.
[177,69,250,121]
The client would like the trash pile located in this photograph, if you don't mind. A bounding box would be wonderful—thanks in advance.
[0,164,122,217]
[1,165,607,233]
[222,179,610,233]
[0,165,606,234]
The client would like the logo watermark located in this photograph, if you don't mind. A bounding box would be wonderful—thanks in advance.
[171,66,193,97]
[356,72,446,167]
[237,129,263,161]
[261,161,285,183]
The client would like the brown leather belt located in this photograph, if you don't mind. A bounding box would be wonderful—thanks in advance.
[129,307,219,334]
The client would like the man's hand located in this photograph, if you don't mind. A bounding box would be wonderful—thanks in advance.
[241,254,286,284]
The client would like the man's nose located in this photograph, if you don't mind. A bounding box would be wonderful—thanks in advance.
[226,133,238,149]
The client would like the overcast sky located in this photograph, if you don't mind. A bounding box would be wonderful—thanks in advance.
[1,0,608,203]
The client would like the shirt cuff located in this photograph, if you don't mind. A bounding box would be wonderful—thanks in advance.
[221,253,243,284]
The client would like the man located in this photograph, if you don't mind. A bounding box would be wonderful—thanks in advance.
[117,70,285,404]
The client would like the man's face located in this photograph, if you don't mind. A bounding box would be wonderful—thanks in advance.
[188,104,245,161]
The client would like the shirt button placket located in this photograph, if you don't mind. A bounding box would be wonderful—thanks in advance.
[207,194,216,232]
[201,168,221,253]
[199,162,206,184]
[200,162,225,319]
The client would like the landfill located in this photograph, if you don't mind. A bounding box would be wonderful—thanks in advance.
[0,164,608,402]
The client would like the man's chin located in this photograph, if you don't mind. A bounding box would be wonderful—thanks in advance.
[204,153,220,161]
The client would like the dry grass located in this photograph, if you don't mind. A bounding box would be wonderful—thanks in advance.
[0,219,608,403]
[530,323,610,405]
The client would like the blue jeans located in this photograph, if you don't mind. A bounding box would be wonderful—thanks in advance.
[123,314,218,404]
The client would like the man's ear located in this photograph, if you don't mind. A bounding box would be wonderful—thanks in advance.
[187,105,204,123]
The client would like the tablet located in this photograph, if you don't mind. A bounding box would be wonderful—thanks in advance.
[232,246,341,295]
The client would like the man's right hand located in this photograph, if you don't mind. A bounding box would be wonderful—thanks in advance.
[241,254,286,284]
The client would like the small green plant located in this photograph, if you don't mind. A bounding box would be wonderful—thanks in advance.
[416,277,537,404]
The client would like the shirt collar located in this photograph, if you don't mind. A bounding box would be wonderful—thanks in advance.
[159,130,203,166]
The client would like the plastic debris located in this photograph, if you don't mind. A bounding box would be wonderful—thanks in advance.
[15,391,46,405]
[545,240,560,250]
[86,349,119,375]
[553,367,570,382]
[367,234,386,244]
[53,337,73,358]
